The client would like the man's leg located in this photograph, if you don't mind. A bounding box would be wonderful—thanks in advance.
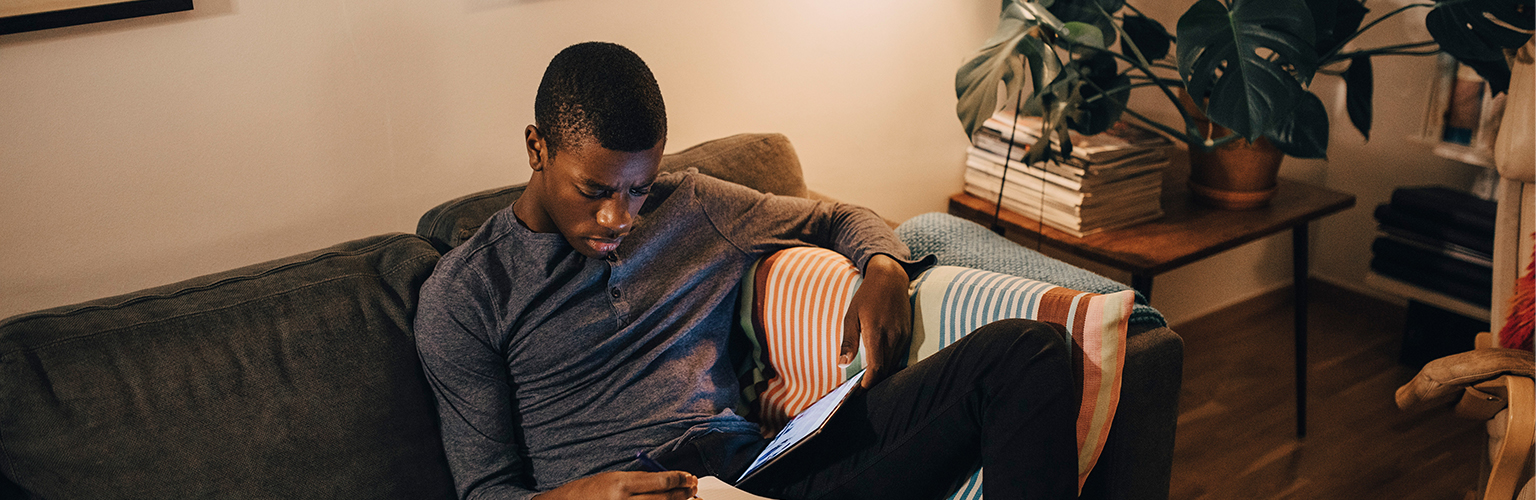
[740,318,1077,500]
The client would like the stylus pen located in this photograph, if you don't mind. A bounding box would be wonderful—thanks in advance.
[636,450,667,472]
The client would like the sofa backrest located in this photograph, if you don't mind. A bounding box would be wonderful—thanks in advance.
[0,233,455,499]
[416,132,808,252]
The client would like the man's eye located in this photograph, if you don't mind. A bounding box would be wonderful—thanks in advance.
[630,187,651,197]
[582,190,609,200]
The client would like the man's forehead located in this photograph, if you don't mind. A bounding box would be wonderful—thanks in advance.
[560,147,661,187]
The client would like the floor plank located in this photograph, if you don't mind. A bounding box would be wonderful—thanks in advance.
[1169,281,1488,500]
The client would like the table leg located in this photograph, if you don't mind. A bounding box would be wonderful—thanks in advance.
[1131,274,1153,302]
[1293,223,1309,439]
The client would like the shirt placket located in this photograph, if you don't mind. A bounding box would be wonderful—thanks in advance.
[604,252,631,325]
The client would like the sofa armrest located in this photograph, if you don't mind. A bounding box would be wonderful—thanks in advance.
[894,212,1181,500]
[1080,323,1183,500]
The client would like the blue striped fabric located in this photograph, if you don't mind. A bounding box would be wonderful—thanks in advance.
[909,264,1134,498]
[897,212,1166,328]
[950,469,985,500]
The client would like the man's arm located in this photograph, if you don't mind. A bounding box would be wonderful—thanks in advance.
[689,173,929,388]
[415,267,543,500]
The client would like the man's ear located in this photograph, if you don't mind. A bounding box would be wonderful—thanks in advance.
[525,125,547,172]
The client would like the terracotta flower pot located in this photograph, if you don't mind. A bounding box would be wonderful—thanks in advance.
[1179,91,1285,210]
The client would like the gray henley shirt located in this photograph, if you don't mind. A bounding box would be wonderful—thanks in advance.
[414,170,914,499]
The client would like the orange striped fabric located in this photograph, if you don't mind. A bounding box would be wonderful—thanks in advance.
[739,248,1132,497]
[749,247,864,430]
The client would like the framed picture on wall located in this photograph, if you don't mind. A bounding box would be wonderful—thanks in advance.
[0,0,193,35]
[1419,53,1507,169]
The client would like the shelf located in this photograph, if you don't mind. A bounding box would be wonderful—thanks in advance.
[1364,271,1490,321]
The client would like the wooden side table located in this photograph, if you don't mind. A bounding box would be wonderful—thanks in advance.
[949,179,1356,438]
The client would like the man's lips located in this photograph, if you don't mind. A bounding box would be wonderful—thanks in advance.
[589,238,620,253]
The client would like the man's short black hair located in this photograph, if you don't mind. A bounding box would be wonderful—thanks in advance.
[535,42,667,156]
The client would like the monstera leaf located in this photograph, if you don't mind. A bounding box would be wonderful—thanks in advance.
[1120,14,1172,61]
[954,1,1065,140]
[1176,0,1320,142]
[1059,21,1107,52]
[1046,0,1123,49]
[1068,51,1131,135]
[1426,0,1534,94]
[1313,0,1373,141]
[1307,0,1369,57]
[1264,90,1329,158]
[1344,56,1373,140]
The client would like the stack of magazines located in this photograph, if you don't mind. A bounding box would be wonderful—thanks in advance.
[964,111,1171,237]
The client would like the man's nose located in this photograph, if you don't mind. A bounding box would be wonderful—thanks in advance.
[595,197,634,234]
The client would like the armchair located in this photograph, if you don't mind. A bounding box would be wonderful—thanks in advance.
[1397,39,1535,500]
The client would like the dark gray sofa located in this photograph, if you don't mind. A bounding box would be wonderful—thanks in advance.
[0,133,1182,499]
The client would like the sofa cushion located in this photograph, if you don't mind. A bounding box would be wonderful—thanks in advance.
[0,233,454,499]
[416,133,808,252]
[735,246,1133,497]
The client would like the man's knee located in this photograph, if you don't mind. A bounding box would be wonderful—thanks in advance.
[969,318,1069,356]
[962,319,1075,406]
[952,320,1075,371]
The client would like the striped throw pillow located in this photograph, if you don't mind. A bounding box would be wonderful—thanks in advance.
[736,247,1132,496]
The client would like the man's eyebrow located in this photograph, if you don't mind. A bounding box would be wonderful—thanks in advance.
[577,177,615,191]
[577,177,656,190]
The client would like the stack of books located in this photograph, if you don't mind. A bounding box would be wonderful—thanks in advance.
[1370,186,1496,307]
[963,111,1172,237]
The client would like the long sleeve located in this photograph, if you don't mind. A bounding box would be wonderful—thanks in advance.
[415,266,541,500]
[684,172,930,276]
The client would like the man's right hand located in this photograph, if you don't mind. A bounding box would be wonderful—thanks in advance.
[532,471,700,500]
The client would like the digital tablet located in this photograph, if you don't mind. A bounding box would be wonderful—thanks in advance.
[736,369,865,485]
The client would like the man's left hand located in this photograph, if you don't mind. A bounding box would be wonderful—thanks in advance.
[841,254,912,389]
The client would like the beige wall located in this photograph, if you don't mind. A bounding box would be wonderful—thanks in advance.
[0,0,1487,323]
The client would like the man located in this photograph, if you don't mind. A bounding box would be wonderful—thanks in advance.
[415,41,1076,500]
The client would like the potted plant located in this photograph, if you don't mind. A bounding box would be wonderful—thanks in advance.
[956,0,1534,209]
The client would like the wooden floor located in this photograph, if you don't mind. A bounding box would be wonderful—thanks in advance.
[1169,280,1488,500]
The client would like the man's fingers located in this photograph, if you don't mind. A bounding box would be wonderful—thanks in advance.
[632,490,700,500]
[625,471,696,494]
[839,310,860,366]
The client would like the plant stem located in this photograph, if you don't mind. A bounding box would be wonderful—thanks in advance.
[1319,2,1437,64]
[992,55,1029,235]
[1128,75,1185,86]
[1082,81,1174,104]
[1122,1,1146,17]
[1117,106,1192,141]
[1106,51,1181,74]
[1074,77,1190,142]
[1333,41,1440,59]
[1092,1,1199,136]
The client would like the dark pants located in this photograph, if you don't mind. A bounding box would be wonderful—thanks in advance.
[663,319,1078,500]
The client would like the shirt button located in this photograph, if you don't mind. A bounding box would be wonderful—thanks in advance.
[610,287,622,299]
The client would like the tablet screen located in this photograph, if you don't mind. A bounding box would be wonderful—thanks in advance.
[737,370,865,484]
